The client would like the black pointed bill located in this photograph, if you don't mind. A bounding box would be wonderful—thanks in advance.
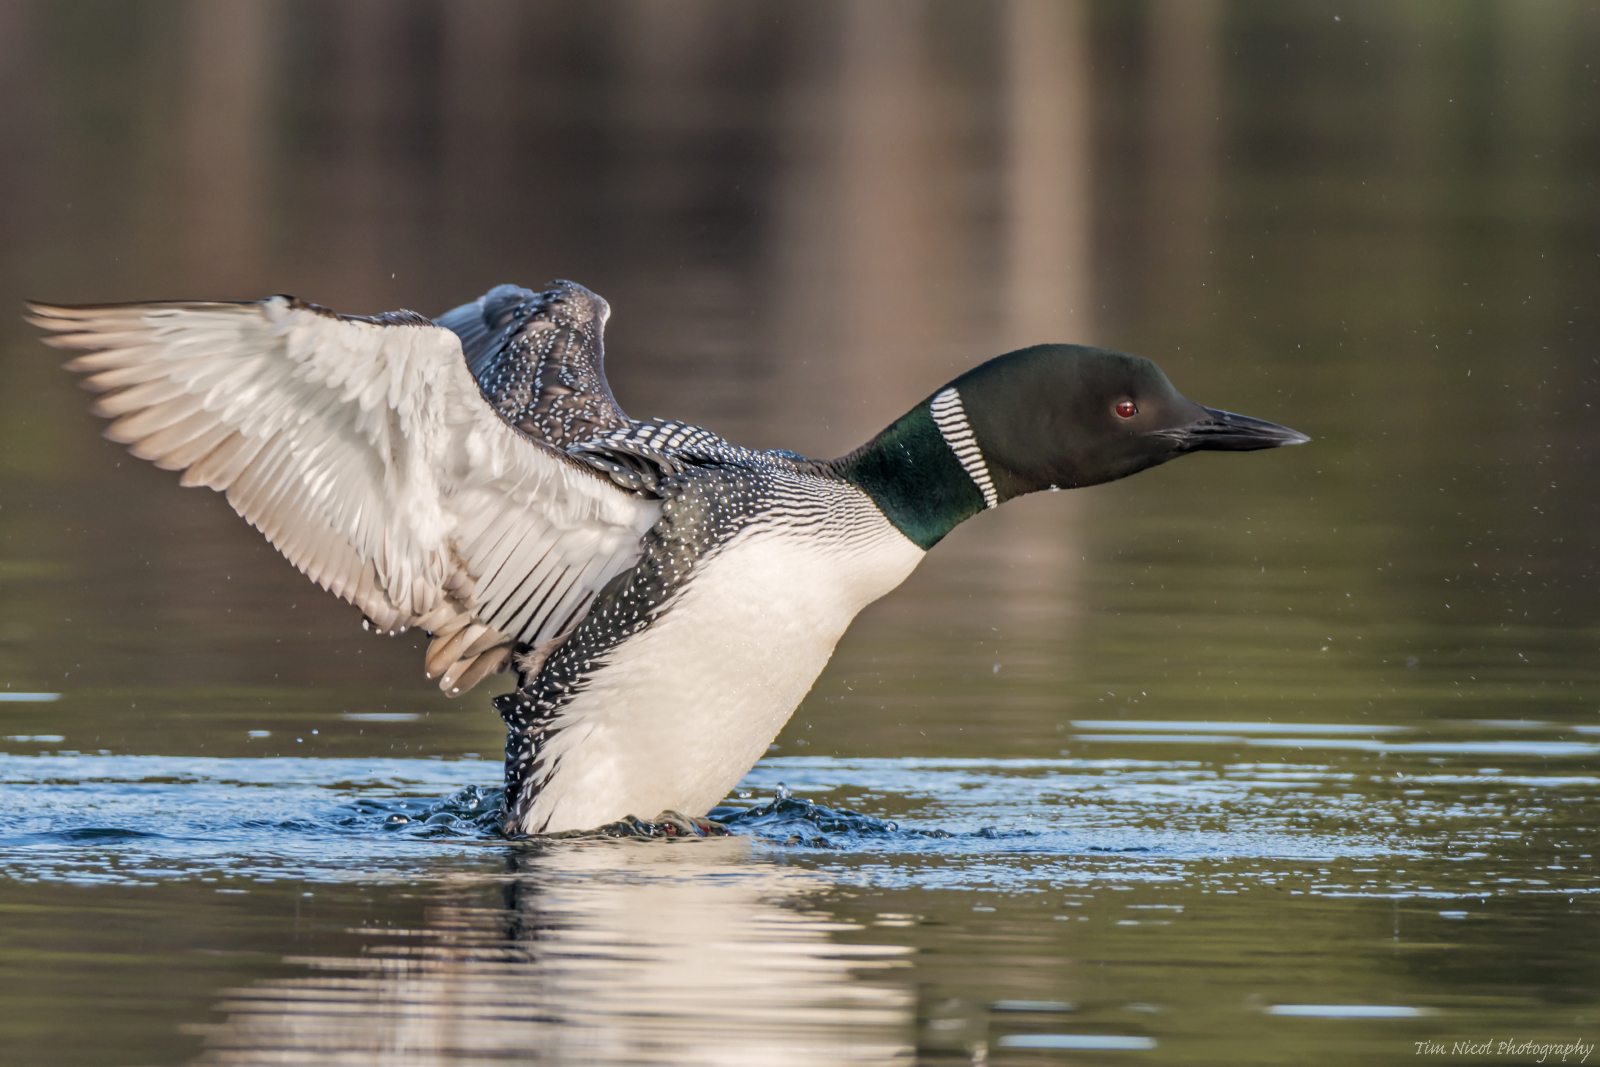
[1152,407,1311,452]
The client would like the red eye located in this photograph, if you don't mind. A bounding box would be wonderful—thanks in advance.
[1115,400,1138,418]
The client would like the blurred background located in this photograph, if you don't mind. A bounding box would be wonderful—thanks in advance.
[2,3,1600,1065]
[0,0,1596,758]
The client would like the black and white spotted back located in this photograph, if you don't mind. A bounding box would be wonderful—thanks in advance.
[436,280,633,450]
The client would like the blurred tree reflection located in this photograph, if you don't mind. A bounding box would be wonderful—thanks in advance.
[0,0,1595,732]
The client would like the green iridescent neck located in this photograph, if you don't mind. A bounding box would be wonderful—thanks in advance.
[830,402,986,550]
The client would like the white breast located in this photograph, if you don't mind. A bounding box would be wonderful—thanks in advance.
[518,497,925,834]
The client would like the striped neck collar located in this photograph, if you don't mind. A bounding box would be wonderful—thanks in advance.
[928,387,998,510]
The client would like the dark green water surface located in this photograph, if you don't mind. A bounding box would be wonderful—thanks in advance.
[1,3,1597,1064]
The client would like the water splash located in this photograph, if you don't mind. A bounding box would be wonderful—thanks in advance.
[372,784,505,838]
[1,743,1593,901]
[711,791,954,848]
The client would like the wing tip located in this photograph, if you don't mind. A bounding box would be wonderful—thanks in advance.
[25,297,272,334]
[24,301,77,330]
[439,645,512,696]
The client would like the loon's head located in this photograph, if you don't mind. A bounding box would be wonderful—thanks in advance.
[950,344,1308,499]
[837,344,1309,550]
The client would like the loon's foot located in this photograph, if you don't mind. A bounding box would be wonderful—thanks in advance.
[590,811,731,838]
[663,811,732,837]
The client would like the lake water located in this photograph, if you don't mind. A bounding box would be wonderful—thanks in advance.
[1,2,1598,1064]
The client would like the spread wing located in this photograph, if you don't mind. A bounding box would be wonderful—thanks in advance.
[31,293,660,695]
[435,280,633,449]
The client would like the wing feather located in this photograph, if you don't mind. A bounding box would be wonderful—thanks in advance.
[131,408,221,464]
[480,523,563,615]
[32,295,660,693]
[181,431,259,489]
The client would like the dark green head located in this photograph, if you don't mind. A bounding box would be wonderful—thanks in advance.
[835,344,1308,549]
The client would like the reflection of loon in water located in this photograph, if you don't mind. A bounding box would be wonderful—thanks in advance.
[32,281,1306,834]
[186,845,914,1066]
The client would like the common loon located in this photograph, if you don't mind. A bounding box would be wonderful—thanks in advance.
[31,281,1307,835]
